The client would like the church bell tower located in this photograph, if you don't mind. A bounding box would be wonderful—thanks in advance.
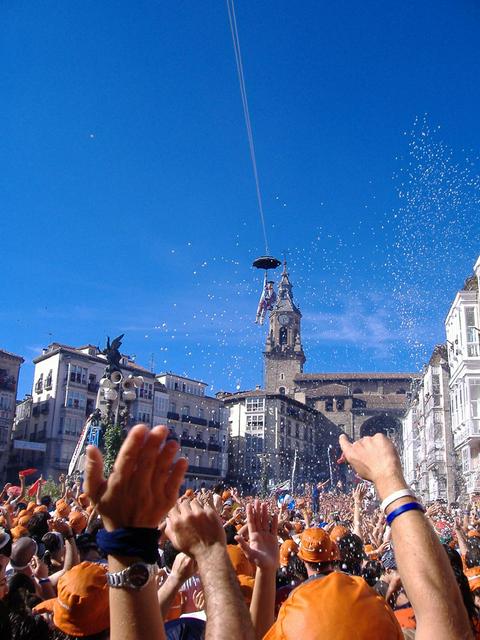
[264,261,306,396]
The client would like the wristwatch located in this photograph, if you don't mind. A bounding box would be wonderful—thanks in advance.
[106,563,156,590]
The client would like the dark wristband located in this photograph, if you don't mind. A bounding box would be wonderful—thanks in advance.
[386,502,425,527]
[96,527,159,564]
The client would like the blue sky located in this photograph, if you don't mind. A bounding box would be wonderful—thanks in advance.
[2,1,480,397]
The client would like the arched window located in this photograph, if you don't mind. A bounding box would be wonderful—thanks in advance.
[279,327,288,345]
[396,388,406,394]
[279,387,286,395]
[353,387,363,394]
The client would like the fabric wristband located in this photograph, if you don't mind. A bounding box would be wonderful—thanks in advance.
[380,489,415,513]
[96,527,159,564]
[386,502,425,527]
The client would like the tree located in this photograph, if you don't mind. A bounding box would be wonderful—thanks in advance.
[103,419,124,476]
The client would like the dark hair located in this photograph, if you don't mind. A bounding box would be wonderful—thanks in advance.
[336,533,363,576]
[0,533,12,558]
[465,539,480,569]
[443,545,478,627]
[26,513,49,541]
[40,496,52,508]
[362,560,383,587]
[8,611,50,640]
[163,540,180,570]
[42,532,62,555]
[6,573,37,613]
[224,524,238,545]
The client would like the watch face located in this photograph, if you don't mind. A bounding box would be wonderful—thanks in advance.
[127,563,150,588]
[278,314,290,326]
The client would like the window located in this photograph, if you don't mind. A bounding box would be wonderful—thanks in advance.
[169,402,176,414]
[182,405,190,416]
[279,327,288,346]
[432,375,441,407]
[336,398,344,411]
[470,379,480,419]
[65,390,86,410]
[246,414,264,430]
[246,397,265,412]
[279,387,286,395]
[466,308,479,357]
[462,447,470,473]
[353,387,363,394]
[325,399,333,412]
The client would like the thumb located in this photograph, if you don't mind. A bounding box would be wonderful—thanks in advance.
[84,446,106,504]
[339,434,353,460]
[235,534,251,556]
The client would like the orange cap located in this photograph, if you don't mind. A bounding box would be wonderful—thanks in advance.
[468,530,480,538]
[227,544,255,577]
[18,515,31,527]
[238,574,255,604]
[330,525,349,542]
[55,500,71,518]
[34,505,48,514]
[33,562,109,636]
[222,490,232,501]
[26,501,36,512]
[280,540,298,567]
[69,511,88,534]
[184,489,194,498]
[17,509,28,519]
[466,566,480,592]
[394,606,416,630]
[263,572,403,640]
[11,525,28,540]
[297,528,339,564]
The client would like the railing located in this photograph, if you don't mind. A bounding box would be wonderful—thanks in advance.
[0,378,16,392]
[180,437,206,450]
[454,419,480,448]
[167,412,180,421]
[182,415,207,427]
[208,420,221,429]
[186,465,221,477]
[208,443,221,452]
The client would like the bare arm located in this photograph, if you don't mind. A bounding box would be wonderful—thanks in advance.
[455,519,469,558]
[235,500,279,640]
[156,552,196,619]
[48,520,80,587]
[85,423,188,640]
[340,434,473,640]
[352,483,366,540]
[166,499,255,640]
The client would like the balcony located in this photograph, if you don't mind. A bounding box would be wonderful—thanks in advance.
[208,443,221,452]
[0,377,15,392]
[468,344,480,357]
[180,437,206,450]
[167,412,180,421]
[88,382,100,393]
[454,419,480,448]
[182,414,207,427]
[186,465,221,477]
[41,402,49,414]
[208,420,221,429]
[44,377,53,391]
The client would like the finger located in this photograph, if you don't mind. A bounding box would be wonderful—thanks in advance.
[235,534,251,556]
[112,425,150,478]
[84,446,107,503]
[164,459,189,507]
[152,439,180,488]
[338,434,353,460]
[271,511,279,534]
[246,502,256,533]
[133,426,169,486]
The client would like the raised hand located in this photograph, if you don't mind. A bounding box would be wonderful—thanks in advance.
[85,424,188,531]
[235,500,279,571]
[170,552,197,584]
[166,499,226,558]
[353,482,368,503]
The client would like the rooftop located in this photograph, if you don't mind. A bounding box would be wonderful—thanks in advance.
[0,349,24,363]
[295,372,418,381]
[157,372,208,387]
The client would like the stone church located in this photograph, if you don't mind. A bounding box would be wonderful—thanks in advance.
[264,261,416,441]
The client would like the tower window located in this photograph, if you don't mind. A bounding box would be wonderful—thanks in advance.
[280,373,285,381]
[325,399,333,412]
[279,327,287,346]
[279,387,286,395]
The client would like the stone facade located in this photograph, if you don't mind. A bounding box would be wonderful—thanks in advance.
[0,350,24,480]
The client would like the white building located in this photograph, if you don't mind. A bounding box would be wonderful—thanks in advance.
[445,256,480,497]
[0,350,24,480]
[9,343,156,479]
[219,389,339,492]
[157,373,229,488]
[402,345,455,503]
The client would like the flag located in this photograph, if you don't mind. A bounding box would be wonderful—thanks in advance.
[28,478,46,497]
[19,468,37,478]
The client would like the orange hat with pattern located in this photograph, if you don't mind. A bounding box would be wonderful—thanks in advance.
[329,525,349,543]
[280,540,298,567]
[298,528,339,564]
[34,505,48,514]
[263,572,404,640]
[11,526,29,541]
[33,562,109,636]
[468,530,480,538]
[222,490,232,501]
[293,522,304,534]
[69,511,88,535]
[55,500,71,518]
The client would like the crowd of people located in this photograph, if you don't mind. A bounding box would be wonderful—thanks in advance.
[0,424,478,639]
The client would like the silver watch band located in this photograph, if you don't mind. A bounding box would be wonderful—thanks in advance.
[107,563,156,590]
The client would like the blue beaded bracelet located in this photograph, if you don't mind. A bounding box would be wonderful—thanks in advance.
[386,501,425,527]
